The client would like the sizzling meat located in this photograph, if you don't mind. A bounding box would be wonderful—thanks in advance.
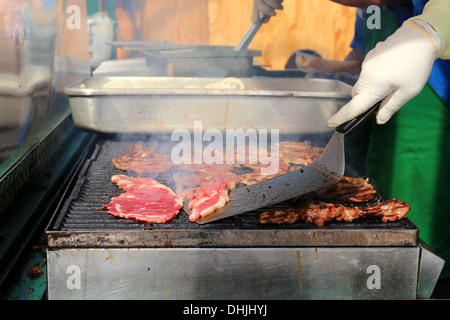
[314,176,376,202]
[274,141,323,166]
[100,174,183,223]
[112,144,173,176]
[239,166,288,185]
[173,171,241,193]
[108,142,410,226]
[112,141,324,180]
[257,176,409,227]
[182,183,230,221]
[257,199,410,227]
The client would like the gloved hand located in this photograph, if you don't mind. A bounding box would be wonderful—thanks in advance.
[251,0,284,24]
[328,19,441,127]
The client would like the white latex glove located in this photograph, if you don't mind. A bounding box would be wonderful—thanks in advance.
[251,0,284,24]
[328,20,441,127]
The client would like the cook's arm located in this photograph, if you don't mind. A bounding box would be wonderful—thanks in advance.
[328,0,450,127]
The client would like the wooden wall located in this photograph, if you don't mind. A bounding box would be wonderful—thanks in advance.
[141,0,357,70]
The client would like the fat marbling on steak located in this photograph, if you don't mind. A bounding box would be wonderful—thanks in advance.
[101,174,183,223]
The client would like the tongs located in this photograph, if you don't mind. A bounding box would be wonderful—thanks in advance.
[234,13,270,52]
[193,102,381,224]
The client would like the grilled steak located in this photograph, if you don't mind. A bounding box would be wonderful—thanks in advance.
[239,166,288,185]
[101,174,183,223]
[257,199,410,227]
[257,176,409,227]
[111,144,154,171]
[172,170,241,194]
[112,144,173,176]
[314,177,376,202]
[274,141,323,166]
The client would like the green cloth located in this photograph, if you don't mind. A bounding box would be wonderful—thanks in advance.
[362,7,450,278]
[366,85,450,279]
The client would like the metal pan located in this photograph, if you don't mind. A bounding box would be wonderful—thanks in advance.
[109,40,262,77]
[140,45,261,77]
[65,76,352,135]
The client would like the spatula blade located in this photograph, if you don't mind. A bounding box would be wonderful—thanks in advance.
[194,131,345,224]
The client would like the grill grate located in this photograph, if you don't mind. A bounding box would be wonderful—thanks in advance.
[53,137,241,231]
[47,136,418,248]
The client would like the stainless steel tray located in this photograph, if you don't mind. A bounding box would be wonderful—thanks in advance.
[65,77,351,135]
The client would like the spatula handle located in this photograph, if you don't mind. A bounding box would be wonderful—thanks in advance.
[234,14,269,52]
[336,101,381,136]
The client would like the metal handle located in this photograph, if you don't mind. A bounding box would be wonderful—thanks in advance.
[336,101,381,136]
[259,13,270,23]
[234,13,269,52]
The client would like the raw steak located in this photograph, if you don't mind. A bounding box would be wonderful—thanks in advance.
[101,174,183,223]
[182,183,230,222]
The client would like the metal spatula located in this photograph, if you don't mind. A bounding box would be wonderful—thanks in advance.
[193,102,381,224]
